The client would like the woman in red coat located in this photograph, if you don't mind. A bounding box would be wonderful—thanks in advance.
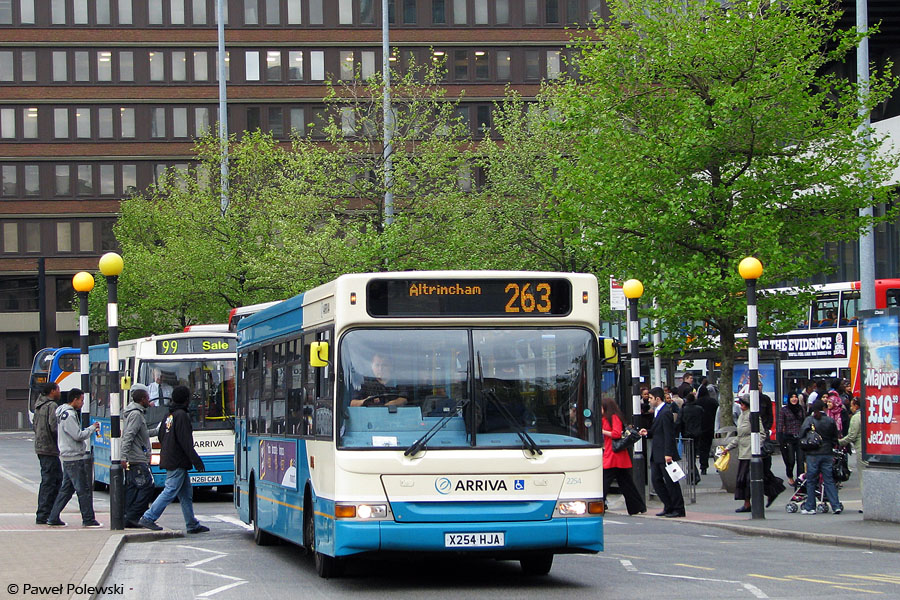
[601,397,647,515]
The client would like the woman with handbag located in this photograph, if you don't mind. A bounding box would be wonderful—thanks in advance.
[722,395,753,512]
[601,397,647,515]
[780,393,806,485]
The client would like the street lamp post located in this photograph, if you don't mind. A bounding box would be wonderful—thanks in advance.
[739,257,765,519]
[623,279,646,502]
[72,272,94,428]
[99,252,124,530]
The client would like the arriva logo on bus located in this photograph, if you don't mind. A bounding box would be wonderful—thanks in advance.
[194,439,225,448]
[435,477,518,494]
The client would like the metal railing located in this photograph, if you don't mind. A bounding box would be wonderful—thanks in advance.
[678,436,698,504]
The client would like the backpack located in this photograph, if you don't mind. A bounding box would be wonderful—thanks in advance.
[799,424,823,451]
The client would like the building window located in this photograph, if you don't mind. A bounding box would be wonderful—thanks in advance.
[120,51,134,81]
[97,0,111,24]
[192,0,206,23]
[100,164,114,195]
[474,50,489,80]
[120,107,135,138]
[57,223,72,252]
[454,50,468,80]
[172,51,187,81]
[497,50,510,80]
[288,51,303,80]
[496,0,509,24]
[246,51,260,81]
[25,222,40,253]
[122,164,136,195]
[309,0,323,24]
[266,51,281,81]
[432,0,445,24]
[1,165,15,196]
[340,51,355,80]
[310,51,324,81]
[54,108,69,138]
[265,0,278,24]
[75,51,90,81]
[24,165,39,196]
[290,107,304,136]
[525,0,538,24]
[547,50,561,79]
[215,51,230,81]
[55,165,70,195]
[149,1,163,24]
[171,0,185,24]
[360,0,374,24]
[0,52,12,82]
[0,108,14,139]
[77,164,93,195]
[150,51,165,81]
[0,278,39,312]
[403,0,416,24]
[341,107,355,136]
[79,222,94,252]
[52,51,67,81]
[477,105,491,134]
[195,107,210,136]
[474,0,487,24]
[546,0,559,24]
[244,0,257,25]
[152,108,167,138]
[2,223,17,253]
[56,276,75,311]
[21,107,37,139]
[525,50,540,80]
[101,220,116,251]
[0,0,12,24]
[270,107,283,137]
[98,108,114,138]
[75,107,91,138]
[51,0,65,24]
[74,0,88,23]
[338,0,352,24]
[194,51,208,80]
[173,107,188,137]
[361,51,376,79]
[98,51,113,81]
[21,0,36,24]
[287,0,301,23]
[453,0,465,24]
[22,51,36,81]
[118,0,133,24]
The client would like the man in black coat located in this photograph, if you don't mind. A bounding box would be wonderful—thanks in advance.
[639,387,685,518]
[138,385,209,533]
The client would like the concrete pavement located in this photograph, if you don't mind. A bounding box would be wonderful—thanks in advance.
[0,458,180,600]
[607,460,900,552]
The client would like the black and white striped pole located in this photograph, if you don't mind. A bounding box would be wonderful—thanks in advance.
[100,252,124,530]
[623,279,646,502]
[72,272,94,428]
[739,257,765,519]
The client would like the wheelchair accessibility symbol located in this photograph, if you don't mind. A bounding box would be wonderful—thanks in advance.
[514,479,525,491]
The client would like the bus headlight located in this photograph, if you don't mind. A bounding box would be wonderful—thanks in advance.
[357,504,387,519]
[556,500,604,517]
[150,454,160,466]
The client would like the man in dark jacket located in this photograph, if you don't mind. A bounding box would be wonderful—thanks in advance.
[121,384,160,528]
[138,385,209,533]
[799,400,842,514]
[696,384,719,475]
[678,393,705,483]
[33,383,62,525]
[639,387,685,518]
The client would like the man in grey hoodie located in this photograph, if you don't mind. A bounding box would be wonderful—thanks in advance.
[121,384,160,528]
[47,388,102,527]
[33,382,61,525]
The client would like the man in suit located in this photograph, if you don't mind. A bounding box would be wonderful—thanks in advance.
[639,387,685,518]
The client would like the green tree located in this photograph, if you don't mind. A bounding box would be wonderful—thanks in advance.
[550,0,898,423]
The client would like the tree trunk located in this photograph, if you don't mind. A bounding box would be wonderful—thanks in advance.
[717,325,737,428]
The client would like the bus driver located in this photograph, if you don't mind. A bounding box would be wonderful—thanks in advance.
[351,353,409,407]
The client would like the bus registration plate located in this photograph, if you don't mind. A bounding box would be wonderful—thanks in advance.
[444,532,504,548]
[191,475,222,484]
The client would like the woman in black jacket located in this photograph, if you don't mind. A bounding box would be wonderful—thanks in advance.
[798,399,842,515]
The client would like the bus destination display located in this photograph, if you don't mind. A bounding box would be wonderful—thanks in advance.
[156,337,236,355]
[367,279,572,317]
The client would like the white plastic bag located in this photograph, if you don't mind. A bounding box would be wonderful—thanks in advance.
[666,461,686,483]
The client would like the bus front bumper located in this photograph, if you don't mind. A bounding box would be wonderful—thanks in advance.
[333,517,603,557]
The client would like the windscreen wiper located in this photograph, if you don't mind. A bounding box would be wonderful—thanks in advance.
[404,398,469,457]
[477,353,542,456]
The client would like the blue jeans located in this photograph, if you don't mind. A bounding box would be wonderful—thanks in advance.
[36,454,62,522]
[803,453,841,511]
[49,458,95,524]
[142,468,199,529]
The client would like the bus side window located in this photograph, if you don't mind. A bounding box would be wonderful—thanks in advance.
[886,289,900,309]
[840,290,860,327]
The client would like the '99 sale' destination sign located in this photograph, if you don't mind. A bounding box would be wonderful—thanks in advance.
[859,309,900,465]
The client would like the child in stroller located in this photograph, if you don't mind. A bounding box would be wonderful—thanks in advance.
[785,447,850,513]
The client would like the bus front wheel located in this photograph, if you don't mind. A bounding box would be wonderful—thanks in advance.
[520,553,553,576]
[304,504,344,578]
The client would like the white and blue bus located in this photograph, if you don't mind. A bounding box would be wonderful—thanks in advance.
[27,347,82,424]
[235,271,618,577]
[90,331,237,491]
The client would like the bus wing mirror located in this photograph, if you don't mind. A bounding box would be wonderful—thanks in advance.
[310,341,329,367]
[601,339,618,364]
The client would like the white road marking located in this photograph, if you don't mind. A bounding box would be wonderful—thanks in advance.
[178,545,227,555]
[187,555,226,568]
[620,559,638,572]
[208,514,253,531]
[195,580,248,597]
[637,571,770,598]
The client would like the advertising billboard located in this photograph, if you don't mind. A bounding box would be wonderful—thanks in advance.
[859,308,900,465]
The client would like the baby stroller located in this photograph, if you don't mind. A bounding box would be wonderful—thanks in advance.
[785,447,851,513]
